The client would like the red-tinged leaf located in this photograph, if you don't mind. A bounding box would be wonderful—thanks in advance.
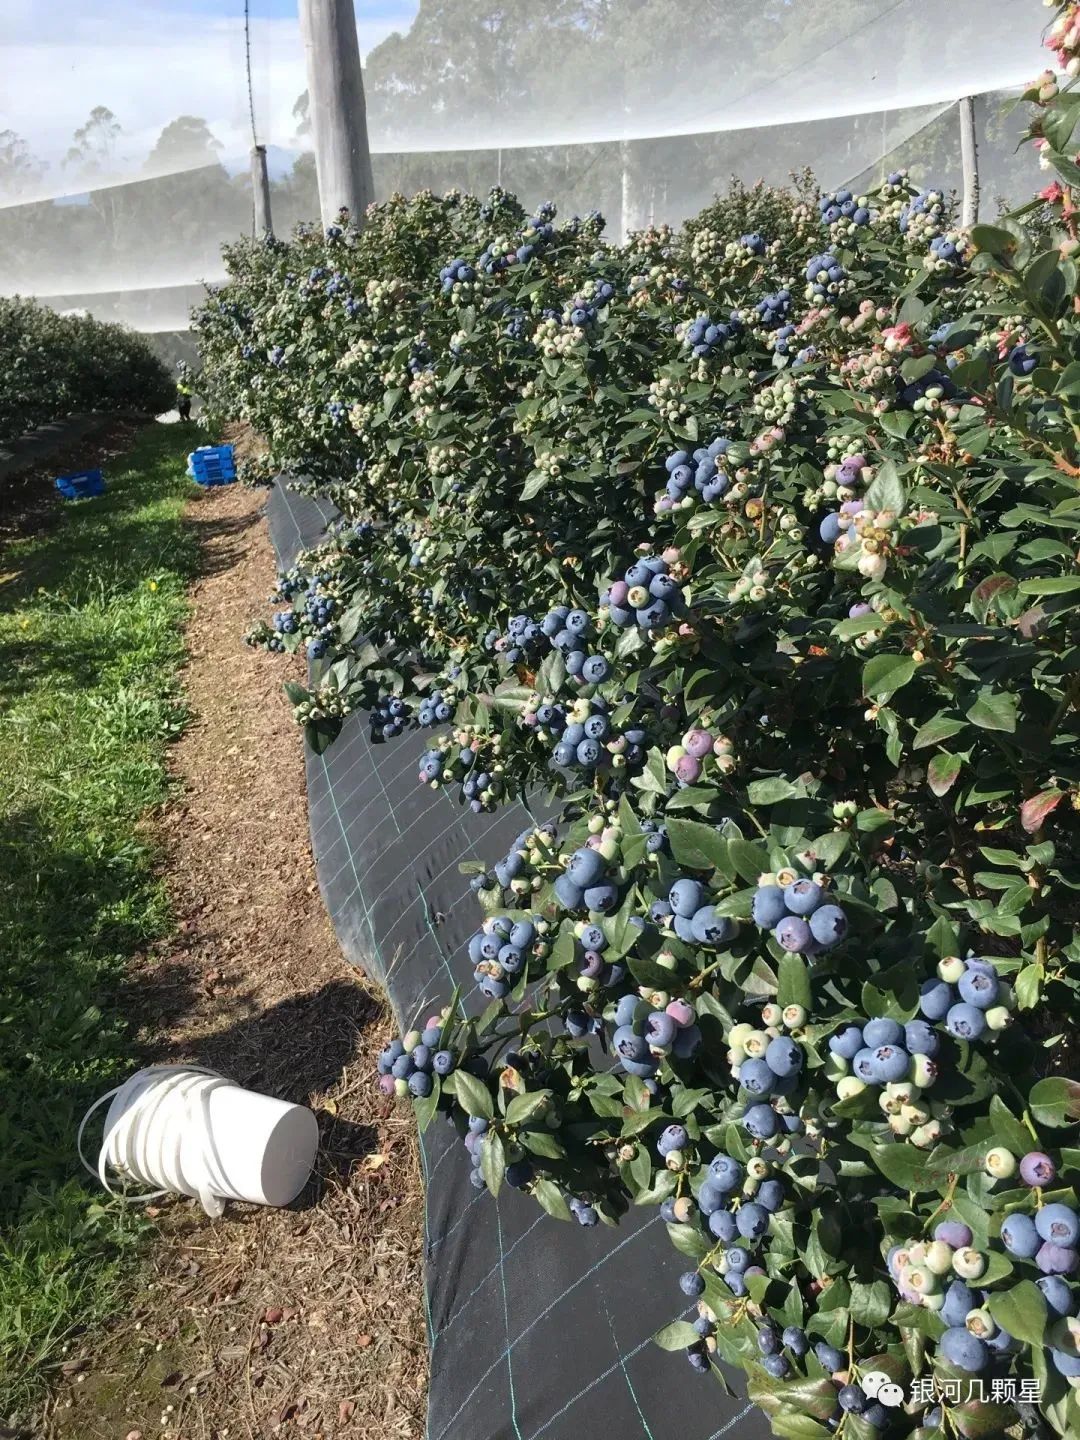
[1020,789,1063,833]
[928,752,962,797]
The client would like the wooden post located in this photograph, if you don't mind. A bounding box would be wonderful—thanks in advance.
[299,0,376,230]
[959,96,980,228]
[251,144,273,235]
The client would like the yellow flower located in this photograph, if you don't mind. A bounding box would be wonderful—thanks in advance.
[147,580,158,592]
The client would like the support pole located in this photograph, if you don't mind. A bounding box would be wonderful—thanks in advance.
[299,0,376,230]
[959,96,980,229]
[251,144,273,235]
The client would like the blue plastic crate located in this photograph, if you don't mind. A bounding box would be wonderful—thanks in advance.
[55,468,106,500]
[187,445,237,487]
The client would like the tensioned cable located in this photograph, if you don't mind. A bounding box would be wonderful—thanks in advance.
[244,0,258,148]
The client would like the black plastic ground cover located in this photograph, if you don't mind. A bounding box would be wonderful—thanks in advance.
[265,479,770,1440]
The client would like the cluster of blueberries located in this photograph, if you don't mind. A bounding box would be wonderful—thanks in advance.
[610,991,703,1077]
[684,312,740,358]
[418,741,500,812]
[495,605,610,684]
[819,497,866,546]
[680,1149,785,1301]
[739,232,767,256]
[818,188,870,227]
[649,877,738,949]
[368,694,409,743]
[828,1015,939,1087]
[416,688,454,727]
[887,1191,1080,1378]
[503,306,530,342]
[438,257,476,293]
[602,554,685,631]
[751,877,849,954]
[928,234,964,268]
[804,252,847,301]
[771,322,799,358]
[325,400,347,426]
[659,440,731,507]
[526,695,645,779]
[898,189,944,234]
[553,843,621,915]
[463,1115,535,1194]
[470,821,558,896]
[754,289,793,331]
[567,281,615,328]
[563,920,629,1004]
[918,954,1013,1041]
[468,913,538,1000]
[896,365,958,409]
[376,1021,457,1100]
[271,608,298,637]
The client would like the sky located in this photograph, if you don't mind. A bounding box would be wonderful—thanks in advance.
[0,0,420,190]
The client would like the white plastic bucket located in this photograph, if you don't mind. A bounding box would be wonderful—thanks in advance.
[78,1065,319,1217]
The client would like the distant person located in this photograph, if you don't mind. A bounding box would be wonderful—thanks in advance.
[176,377,193,423]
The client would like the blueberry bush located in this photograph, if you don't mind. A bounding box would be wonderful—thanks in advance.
[195,14,1080,1435]
[0,297,174,446]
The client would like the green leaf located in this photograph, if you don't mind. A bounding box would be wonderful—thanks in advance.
[777,952,812,1011]
[653,1320,701,1352]
[666,1222,710,1261]
[913,714,967,749]
[481,1129,505,1197]
[849,1280,892,1328]
[747,777,800,805]
[927,752,962,797]
[665,819,731,872]
[505,1090,551,1126]
[863,458,906,515]
[727,838,770,884]
[862,654,916,700]
[532,1177,571,1220]
[452,1068,494,1119]
[966,691,1018,734]
[1030,1076,1080,1127]
[987,1280,1046,1347]
[413,1075,442,1132]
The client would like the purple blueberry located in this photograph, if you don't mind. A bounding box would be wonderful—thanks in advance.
[645,1011,678,1049]
[1037,1243,1079,1275]
[775,916,812,953]
[934,1221,973,1249]
[1020,1152,1057,1187]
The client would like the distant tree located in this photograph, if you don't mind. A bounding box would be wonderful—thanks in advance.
[146,116,224,173]
[64,106,121,178]
[0,130,45,201]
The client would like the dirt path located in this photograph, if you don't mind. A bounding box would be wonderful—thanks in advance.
[46,482,426,1440]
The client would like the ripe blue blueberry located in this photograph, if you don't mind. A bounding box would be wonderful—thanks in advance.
[783,879,823,915]
[690,905,736,946]
[958,968,999,1010]
[765,1036,802,1077]
[946,1003,987,1041]
[814,1342,845,1374]
[808,904,847,947]
[679,1271,705,1297]
[737,1202,770,1239]
[744,1103,780,1140]
[670,878,705,917]
[1037,1204,1080,1247]
[657,1124,689,1157]
[739,1058,775,1096]
[708,1208,737,1241]
[919,978,954,1020]
[709,1154,743,1191]
[752,885,788,928]
[829,1026,864,1060]
[1037,1275,1077,1317]
[904,1019,940,1057]
[940,1326,989,1373]
[940,1281,978,1327]
[862,1017,902,1048]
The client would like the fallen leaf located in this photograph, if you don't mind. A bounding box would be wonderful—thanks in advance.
[338,1400,356,1423]
[357,1334,372,1348]
[264,1306,284,1325]
[362,1153,387,1171]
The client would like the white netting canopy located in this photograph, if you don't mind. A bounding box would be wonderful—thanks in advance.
[0,0,1053,333]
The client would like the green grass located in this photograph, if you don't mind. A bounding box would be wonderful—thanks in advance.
[0,424,202,1417]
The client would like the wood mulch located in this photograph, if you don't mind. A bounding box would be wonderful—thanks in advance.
[44,479,427,1440]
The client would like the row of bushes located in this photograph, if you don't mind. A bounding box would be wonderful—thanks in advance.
[194,12,1080,1437]
[1,297,174,448]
